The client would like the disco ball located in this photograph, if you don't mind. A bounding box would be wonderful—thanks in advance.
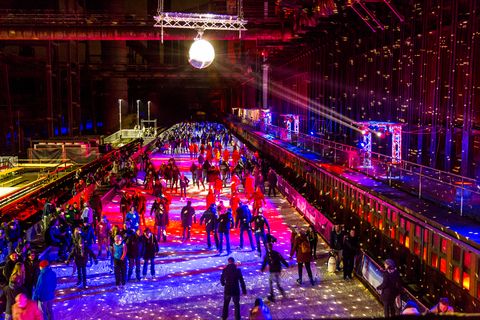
[188,39,215,69]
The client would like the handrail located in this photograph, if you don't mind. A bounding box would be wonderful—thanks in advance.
[267,122,477,184]
[0,138,141,220]
[17,158,70,164]
[0,158,75,205]
[0,177,48,206]
[104,129,149,144]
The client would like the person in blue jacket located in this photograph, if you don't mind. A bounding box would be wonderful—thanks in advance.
[33,260,57,320]
[126,206,140,231]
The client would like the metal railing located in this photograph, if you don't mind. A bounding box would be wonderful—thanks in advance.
[234,116,480,218]
[0,137,142,220]
[17,158,75,165]
[104,129,142,145]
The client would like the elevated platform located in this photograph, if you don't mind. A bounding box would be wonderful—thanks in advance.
[252,129,480,248]
[226,121,480,311]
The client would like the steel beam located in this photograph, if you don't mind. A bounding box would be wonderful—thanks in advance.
[0,27,289,41]
[0,13,287,41]
[356,1,384,30]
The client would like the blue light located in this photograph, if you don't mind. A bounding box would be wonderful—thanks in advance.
[97,122,103,128]
[61,127,67,135]
[86,120,93,130]
[54,128,58,136]
[310,131,314,135]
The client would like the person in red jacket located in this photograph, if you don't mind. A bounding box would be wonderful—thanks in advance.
[206,148,213,163]
[244,173,255,199]
[290,230,315,286]
[250,186,266,215]
[214,177,223,201]
[12,293,43,320]
[214,148,221,165]
[223,149,230,163]
[230,193,240,221]
[231,174,240,194]
[206,188,216,210]
[188,143,195,159]
[96,215,111,259]
[232,148,240,165]
[192,142,199,158]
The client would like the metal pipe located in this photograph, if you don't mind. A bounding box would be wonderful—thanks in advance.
[16,111,21,153]
[460,178,464,216]
[418,166,422,199]
[45,42,54,138]
[262,64,269,109]
[118,99,122,132]
[67,41,73,136]
[136,99,140,128]
[147,100,151,121]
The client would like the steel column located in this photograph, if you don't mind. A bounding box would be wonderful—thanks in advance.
[2,64,14,152]
[46,42,54,138]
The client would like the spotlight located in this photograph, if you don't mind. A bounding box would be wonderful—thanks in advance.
[189,31,215,69]
[376,131,382,137]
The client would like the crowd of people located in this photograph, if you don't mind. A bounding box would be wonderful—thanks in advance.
[0,139,140,319]
[106,123,293,290]
[0,121,458,319]
[0,252,57,320]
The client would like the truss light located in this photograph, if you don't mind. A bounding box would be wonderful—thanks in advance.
[189,36,214,69]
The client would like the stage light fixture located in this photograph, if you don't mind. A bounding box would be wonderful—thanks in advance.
[189,30,214,69]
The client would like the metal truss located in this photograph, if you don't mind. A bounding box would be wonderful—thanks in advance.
[154,12,247,42]
[358,121,403,166]
[154,0,247,42]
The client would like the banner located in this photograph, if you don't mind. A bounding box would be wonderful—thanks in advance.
[29,148,62,162]
[277,172,333,242]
